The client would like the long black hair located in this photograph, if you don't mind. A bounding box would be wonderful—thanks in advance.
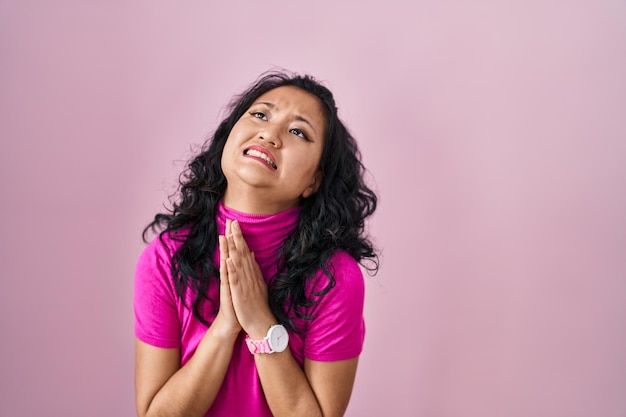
[143,71,378,332]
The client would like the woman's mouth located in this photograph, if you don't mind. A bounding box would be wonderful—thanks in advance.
[243,148,277,170]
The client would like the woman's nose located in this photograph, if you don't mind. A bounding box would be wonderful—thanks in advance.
[259,124,282,148]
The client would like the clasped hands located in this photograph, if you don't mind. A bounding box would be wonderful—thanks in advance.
[217,219,276,340]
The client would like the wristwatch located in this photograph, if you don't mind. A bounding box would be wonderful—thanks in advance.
[245,324,289,354]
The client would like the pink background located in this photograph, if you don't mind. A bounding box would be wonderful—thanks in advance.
[1,1,625,416]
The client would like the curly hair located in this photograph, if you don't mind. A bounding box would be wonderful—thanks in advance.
[143,71,378,332]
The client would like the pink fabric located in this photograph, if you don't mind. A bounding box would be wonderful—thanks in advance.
[134,200,365,416]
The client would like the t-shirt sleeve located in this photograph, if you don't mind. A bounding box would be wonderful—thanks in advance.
[134,236,182,348]
[303,252,366,362]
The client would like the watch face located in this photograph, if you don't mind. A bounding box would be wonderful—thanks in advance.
[268,325,289,353]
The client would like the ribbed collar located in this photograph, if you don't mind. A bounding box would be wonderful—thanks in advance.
[216,200,301,275]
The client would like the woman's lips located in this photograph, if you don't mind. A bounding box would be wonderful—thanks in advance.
[243,145,277,169]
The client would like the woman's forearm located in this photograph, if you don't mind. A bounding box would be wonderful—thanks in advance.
[138,323,240,417]
[253,348,323,417]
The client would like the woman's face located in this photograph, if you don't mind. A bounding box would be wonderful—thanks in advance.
[221,85,327,213]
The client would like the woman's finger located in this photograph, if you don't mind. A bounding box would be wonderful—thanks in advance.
[219,235,228,283]
[229,220,259,283]
[230,220,251,253]
[225,218,232,238]
[226,231,256,287]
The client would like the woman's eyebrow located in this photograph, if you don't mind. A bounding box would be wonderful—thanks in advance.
[294,115,317,134]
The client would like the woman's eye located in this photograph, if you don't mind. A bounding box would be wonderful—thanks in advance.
[290,128,308,140]
[250,111,267,120]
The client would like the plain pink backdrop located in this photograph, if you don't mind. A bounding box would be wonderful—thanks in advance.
[1,1,625,416]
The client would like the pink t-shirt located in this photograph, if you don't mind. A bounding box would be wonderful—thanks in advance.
[134,201,365,416]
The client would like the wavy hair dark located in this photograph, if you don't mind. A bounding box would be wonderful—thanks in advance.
[143,71,378,332]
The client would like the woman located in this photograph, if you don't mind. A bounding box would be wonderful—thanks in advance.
[134,71,378,417]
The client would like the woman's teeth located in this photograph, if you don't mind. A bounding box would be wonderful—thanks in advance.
[245,149,277,169]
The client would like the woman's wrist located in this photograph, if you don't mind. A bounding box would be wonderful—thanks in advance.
[209,315,242,341]
[245,316,278,340]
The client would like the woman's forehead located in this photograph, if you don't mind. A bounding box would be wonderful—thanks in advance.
[254,86,325,116]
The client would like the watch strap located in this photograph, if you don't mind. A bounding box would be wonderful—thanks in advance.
[245,334,273,354]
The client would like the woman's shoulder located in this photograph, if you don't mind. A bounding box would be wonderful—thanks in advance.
[143,230,188,257]
[327,250,362,275]
[308,250,364,295]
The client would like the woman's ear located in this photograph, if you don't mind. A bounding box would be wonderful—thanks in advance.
[301,170,324,198]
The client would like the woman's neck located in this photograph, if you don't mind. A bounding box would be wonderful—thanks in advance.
[222,188,299,215]
[216,200,301,277]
